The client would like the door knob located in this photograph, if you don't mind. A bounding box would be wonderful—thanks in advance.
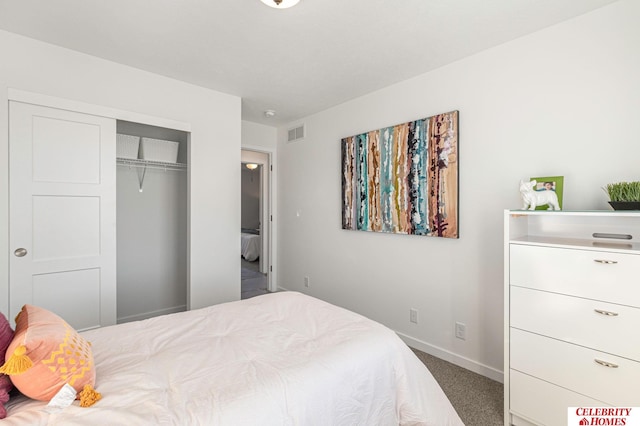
[14,248,27,257]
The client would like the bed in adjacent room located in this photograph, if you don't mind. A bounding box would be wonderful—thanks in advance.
[241,229,261,261]
[3,292,463,425]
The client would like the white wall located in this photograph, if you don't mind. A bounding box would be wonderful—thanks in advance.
[242,121,277,150]
[0,30,242,317]
[276,0,640,381]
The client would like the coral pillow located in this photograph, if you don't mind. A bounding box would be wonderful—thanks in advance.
[0,305,96,402]
[0,312,14,419]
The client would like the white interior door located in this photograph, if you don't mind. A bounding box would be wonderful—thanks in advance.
[9,101,116,330]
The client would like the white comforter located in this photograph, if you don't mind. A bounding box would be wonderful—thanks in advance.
[241,232,261,261]
[4,292,463,425]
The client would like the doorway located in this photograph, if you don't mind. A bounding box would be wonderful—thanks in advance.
[240,149,271,298]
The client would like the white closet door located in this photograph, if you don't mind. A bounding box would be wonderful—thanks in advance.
[9,101,116,330]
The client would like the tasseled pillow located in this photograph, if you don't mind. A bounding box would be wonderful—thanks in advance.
[0,305,101,407]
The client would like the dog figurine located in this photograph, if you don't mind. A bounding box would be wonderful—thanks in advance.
[520,180,560,210]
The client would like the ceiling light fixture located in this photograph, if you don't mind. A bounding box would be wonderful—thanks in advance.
[246,163,259,170]
[260,0,300,9]
[264,109,276,118]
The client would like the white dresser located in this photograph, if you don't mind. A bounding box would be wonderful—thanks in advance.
[504,210,640,426]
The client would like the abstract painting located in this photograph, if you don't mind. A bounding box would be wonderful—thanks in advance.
[341,110,458,238]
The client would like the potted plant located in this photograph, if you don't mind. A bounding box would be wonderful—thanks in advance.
[603,181,640,210]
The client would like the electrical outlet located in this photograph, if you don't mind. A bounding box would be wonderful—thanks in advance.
[304,276,310,287]
[455,322,466,340]
[410,308,418,324]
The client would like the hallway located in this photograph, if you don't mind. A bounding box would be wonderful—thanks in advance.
[241,258,268,299]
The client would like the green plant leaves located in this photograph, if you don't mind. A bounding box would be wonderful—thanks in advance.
[604,181,640,202]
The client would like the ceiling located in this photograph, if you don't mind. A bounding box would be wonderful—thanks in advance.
[0,0,619,126]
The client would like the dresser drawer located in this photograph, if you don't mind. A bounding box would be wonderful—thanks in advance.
[510,328,640,406]
[511,286,640,360]
[510,369,608,426]
[510,244,640,307]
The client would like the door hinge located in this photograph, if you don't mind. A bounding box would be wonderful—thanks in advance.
[270,265,273,272]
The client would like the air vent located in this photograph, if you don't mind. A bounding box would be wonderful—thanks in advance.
[287,124,305,142]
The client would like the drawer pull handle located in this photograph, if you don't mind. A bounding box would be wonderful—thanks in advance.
[594,309,619,316]
[595,359,619,368]
[593,232,632,240]
[593,259,618,264]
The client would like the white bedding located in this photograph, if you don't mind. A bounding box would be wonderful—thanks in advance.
[4,292,463,425]
[241,232,261,261]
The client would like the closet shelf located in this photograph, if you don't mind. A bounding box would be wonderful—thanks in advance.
[117,157,187,171]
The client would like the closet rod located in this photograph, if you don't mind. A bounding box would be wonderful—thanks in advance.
[116,157,187,171]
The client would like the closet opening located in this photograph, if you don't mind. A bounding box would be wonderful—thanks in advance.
[116,120,189,323]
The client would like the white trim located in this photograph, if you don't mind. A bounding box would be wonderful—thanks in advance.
[8,88,191,132]
[241,144,277,292]
[117,305,187,324]
[396,331,504,383]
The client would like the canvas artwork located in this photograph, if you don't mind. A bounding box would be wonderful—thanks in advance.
[341,110,459,238]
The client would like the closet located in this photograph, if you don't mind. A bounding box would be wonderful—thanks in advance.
[115,121,188,323]
[8,100,189,331]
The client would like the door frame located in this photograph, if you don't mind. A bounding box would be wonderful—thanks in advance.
[241,146,277,292]
[3,89,192,320]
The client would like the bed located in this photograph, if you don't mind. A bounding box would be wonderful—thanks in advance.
[4,292,463,425]
[241,231,261,261]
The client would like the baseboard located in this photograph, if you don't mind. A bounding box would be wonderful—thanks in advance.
[396,331,504,383]
[117,305,187,324]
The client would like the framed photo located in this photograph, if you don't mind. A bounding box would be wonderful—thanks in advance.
[530,175,564,210]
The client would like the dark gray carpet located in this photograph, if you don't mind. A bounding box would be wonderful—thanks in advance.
[241,268,263,281]
[241,258,268,299]
[241,257,260,272]
[412,348,503,426]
